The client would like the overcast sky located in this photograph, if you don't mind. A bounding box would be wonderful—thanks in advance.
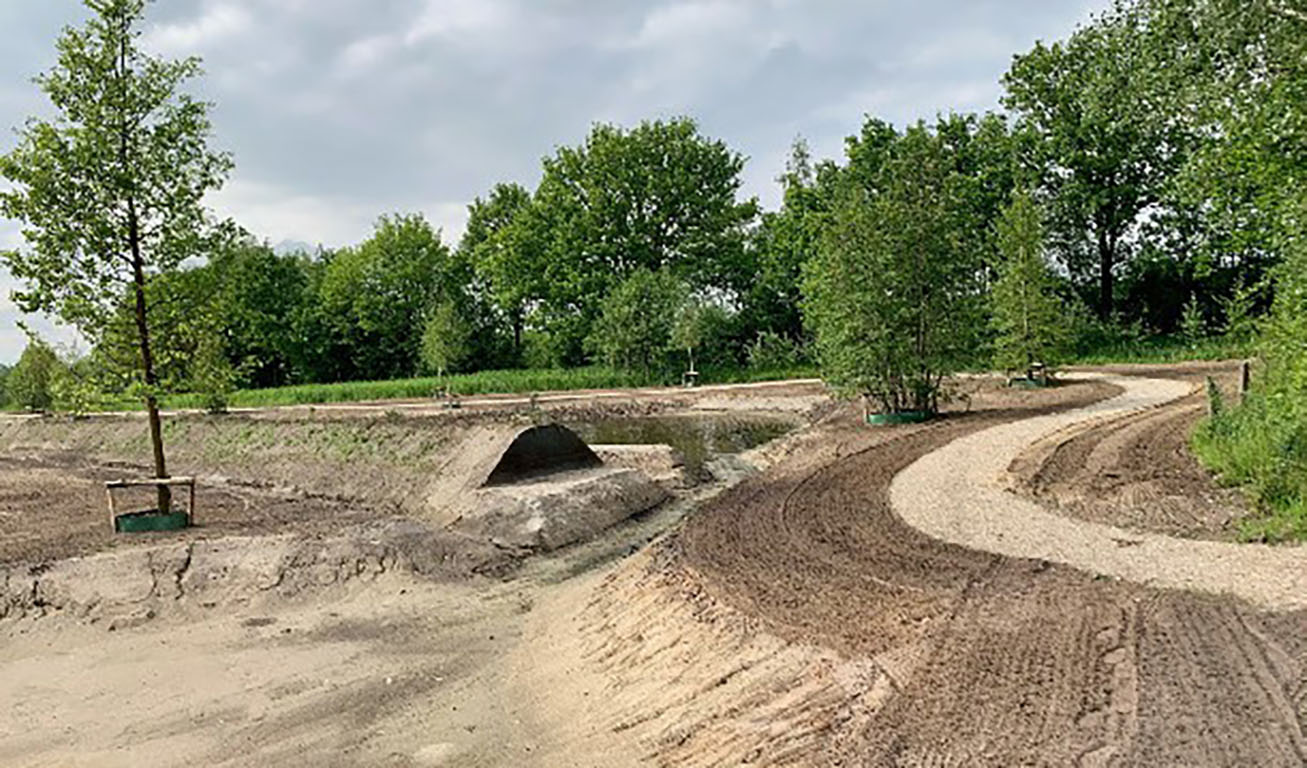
[0,0,1108,364]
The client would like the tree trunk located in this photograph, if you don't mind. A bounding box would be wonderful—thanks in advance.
[118,23,170,515]
[1097,227,1115,321]
[128,201,171,514]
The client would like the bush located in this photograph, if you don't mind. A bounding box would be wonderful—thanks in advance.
[1194,392,1307,541]
[6,340,60,412]
[1193,209,1307,541]
[747,331,806,370]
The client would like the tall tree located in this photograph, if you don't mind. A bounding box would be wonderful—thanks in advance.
[991,190,1067,372]
[460,182,534,358]
[531,118,757,363]
[208,237,313,388]
[1003,3,1186,320]
[0,0,232,512]
[741,138,831,343]
[318,214,463,380]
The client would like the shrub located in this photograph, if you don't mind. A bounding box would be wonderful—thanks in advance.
[747,331,806,370]
[6,340,60,412]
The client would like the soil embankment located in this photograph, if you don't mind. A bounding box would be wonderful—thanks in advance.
[559,372,1307,766]
[4,371,1302,766]
[1015,361,1251,538]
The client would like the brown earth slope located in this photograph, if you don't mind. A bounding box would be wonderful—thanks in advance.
[1017,362,1251,539]
[641,376,1307,766]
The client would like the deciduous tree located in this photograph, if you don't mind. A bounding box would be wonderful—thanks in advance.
[0,0,232,512]
[1003,4,1185,320]
[803,123,984,414]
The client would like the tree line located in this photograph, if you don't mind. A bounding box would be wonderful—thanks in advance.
[2,1,1299,411]
[2,1,1304,520]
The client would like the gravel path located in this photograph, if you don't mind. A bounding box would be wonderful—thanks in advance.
[893,373,1307,611]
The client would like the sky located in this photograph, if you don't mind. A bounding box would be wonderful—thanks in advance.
[0,0,1109,365]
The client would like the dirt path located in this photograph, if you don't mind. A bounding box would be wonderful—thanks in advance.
[1016,363,1250,538]
[4,368,1305,766]
[894,373,1307,610]
[659,376,1307,765]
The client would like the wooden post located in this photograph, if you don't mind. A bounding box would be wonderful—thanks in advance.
[1239,359,1252,404]
[106,485,118,533]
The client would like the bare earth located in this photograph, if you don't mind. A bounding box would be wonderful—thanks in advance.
[3,368,1305,766]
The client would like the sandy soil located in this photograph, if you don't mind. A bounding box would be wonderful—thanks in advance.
[0,453,383,565]
[4,369,1303,766]
[896,371,1307,609]
[657,375,1307,765]
[1019,361,1252,538]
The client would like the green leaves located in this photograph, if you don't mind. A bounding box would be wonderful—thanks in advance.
[319,214,463,380]
[1,0,232,367]
[803,121,987,414]
[5,340,60,412]
[419,299,472,379]
[529,118,756,363]
[587,268,689,377]
[1003,4,1183,319]
[992,190,1069,372]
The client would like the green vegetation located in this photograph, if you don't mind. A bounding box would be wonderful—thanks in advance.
[152,364,815,411]
[1,0,231,512]
[587,269,688,377]
[804,121,988,414]
[1194,218,1307,541]
[6,340,59,411]
[2,1,1305,536]
[991,190,1068,374]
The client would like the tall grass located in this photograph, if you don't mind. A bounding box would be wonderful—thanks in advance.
[150,363,821,411]
[1192,390,1307,542]
[164,366,645,409]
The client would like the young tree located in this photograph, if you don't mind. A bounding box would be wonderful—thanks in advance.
[803,123,984,415]
[670,296,730,375]
[419,299,471,380]
[991,190,1067,373]
[0,0,232,512]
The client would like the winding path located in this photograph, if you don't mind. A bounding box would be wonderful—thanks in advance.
[892,373,1307,611]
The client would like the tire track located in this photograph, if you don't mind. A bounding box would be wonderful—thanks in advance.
[669,374,1307,765]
